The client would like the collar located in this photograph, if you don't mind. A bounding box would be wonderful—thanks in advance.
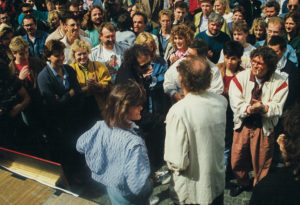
[47,61,69,78]
[277,55,287,71]
[205,29,221,37]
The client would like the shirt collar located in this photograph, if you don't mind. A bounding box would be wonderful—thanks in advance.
[277,55,287,71]
[47,61,69,78]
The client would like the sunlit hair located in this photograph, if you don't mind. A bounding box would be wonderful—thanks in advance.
[170,24,194,50]
[177,56,212,94]
[268,17,285,34]
[135,32,157,58]
[98,22,116,35]
[70,39,91,61]
[214,0,231,14]
[48,10,59,28]
[0,23,13,40]
[102,81,146,129]
[250,17,267,35]
[44,40,66,59]
[159,9,173,20]
[9,36,29,53]
[82,5,104,31]
[282,103,300,181]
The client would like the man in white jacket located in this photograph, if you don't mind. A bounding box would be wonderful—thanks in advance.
[163,38,224,102]
[164,56,227,204]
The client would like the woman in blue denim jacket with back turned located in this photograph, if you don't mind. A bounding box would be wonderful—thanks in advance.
[76,81,153,205]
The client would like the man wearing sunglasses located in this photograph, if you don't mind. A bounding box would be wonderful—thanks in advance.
[18,3,48,25]
[287,0,300,12]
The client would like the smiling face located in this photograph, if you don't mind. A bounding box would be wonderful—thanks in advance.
[214,0,225,15]
[174,34,187,51]
[208,21,222,36]
[13,49,29,64]
[74,48,89,65]
[65,18,80,39]
[251,55,268,79]
[100,27,116,49]
[23,18,37,37]
[48,50,65,68]
[233,11,244,22]
[91,8,103,25]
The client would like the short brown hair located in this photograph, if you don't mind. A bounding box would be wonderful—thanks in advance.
[98,22,116,35]
[44,40,66,58]
[177,56,212,94]
[102,81,146,129]
[232,20,249,33]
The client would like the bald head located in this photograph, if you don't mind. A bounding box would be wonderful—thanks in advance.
[288,0,300,12]
[178,56,212,94]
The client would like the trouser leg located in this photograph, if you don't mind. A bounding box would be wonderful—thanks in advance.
[231,127,251,186]
[250,128,274,186]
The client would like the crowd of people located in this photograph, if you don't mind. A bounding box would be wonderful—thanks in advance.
[0,0,300,204]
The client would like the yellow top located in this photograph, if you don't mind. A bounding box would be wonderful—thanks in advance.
[70,60,112,110]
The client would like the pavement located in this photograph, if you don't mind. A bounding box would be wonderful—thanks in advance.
[72,165,253,205]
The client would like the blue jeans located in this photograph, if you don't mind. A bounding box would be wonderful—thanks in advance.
[106,181,153,205]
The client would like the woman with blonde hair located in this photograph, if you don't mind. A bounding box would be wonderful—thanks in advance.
[135,32,168,115]
[214,0,233,23]
[249,18,267,44]
[164,24,194,65]
[48,10,60,33]
[69,39,112,120]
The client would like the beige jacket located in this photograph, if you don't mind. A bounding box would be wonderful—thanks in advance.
[164,92,227,204]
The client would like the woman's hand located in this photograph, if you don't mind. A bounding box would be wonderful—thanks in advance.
[170,53,179,65]
[19,65,30,80]
[142,67,153,79]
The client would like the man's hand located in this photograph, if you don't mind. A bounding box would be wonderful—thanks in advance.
[19,65,30,80]
[247,99,268,114]
[69,88,75,97]
[172,93,185,102]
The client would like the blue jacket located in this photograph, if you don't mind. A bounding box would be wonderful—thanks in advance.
[254,40,298,67]
[23,30,48,59]
[76,121,152,198]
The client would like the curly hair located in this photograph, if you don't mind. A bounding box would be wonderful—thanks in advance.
[102,81,146,129]
[250,46,278,81]
[282,103,300,181]
[81,5,105,31]
[177,56,212,94]
[170,24,194,50]
[69,39,91,61]
[135,32,157,58]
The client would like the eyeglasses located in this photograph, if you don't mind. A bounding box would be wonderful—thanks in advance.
[0,16,9,20]
[140,62,151,69]
[288,5,298,10]
[23,9,33,14]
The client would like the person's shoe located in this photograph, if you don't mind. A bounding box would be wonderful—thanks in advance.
[230,184,251,197]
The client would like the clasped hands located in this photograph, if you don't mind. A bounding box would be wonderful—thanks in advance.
[247,99,268,114]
